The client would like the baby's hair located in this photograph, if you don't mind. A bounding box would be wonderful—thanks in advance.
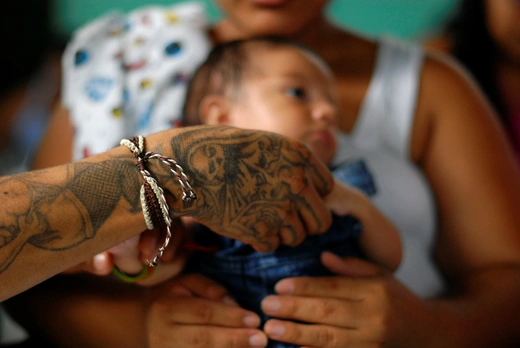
[182,36,318,126]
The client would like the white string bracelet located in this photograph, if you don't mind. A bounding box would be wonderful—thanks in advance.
[120,135,197,266]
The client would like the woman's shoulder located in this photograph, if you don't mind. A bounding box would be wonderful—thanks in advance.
[419,49,487,117]
[410,48,496,161]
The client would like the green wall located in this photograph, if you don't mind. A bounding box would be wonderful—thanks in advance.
[53,0,459,41]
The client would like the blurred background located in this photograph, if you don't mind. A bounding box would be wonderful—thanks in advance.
[54,0,458,40]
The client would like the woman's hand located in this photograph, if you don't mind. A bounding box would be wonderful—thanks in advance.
[146,274,269,348]
[261,253,432,347]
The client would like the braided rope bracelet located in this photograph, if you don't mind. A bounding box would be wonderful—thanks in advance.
[120,136,197,267]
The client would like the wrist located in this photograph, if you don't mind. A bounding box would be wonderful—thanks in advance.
[144,128,199,217]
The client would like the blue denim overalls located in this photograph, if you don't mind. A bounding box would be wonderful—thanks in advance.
[186,159,377,348]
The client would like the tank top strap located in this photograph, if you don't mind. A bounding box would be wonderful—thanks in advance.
[351,36,424,160]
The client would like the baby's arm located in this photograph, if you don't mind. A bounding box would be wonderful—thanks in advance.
[325,178,401,271]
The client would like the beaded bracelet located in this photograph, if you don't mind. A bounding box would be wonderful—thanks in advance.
[120,135,196,267]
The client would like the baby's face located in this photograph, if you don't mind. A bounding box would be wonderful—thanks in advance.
[228,46,339,165]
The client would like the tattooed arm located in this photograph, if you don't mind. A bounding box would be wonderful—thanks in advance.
[0,125,334,301]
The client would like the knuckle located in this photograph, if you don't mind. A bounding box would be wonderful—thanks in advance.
[315,327,337,347]
[284,171,308,193]
[324,278,341,291]
[281,225,300,246]
[204,284,227,299]
[316,301,337,318]
[193,304,214,324]
[294,140,311,157]
[367,281,389,300]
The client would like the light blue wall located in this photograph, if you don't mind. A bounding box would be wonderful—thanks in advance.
[53,0,459,41]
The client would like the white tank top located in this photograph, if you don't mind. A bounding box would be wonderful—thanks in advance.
[333,37,445,297]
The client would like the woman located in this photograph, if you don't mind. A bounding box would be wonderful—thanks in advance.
[7,0,520,346]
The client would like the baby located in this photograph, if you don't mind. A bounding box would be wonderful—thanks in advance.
[108,38,401,347]
[180,37,401,324]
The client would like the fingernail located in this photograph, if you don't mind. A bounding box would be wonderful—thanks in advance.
[249,332,267,347]
[261,297,280,314]
[265,323,285,338]
[93,253,107,271]
[274,280,294,294]
[243,314,260,328]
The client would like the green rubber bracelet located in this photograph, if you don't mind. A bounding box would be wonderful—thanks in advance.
[112,264,154,283]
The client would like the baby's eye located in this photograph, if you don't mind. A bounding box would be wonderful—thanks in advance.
[285,87,306,100]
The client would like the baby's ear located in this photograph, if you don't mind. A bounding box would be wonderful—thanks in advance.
[199,95,231,125]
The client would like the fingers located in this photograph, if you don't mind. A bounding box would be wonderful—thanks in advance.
[261,295,361,328]
[274,276,365,300]
[136,255,187,287]
[264,320,360,348]
[324,178,357,216]
[279,149,333,238]
[157,296,261,328]
[141,222,185,264]
[175,273,232,301]
[110,235,143,274]
[298,185,333,236]
[279,212,306,246]
[148,326,267,348]
[147,282,267,348]
[301,143,334,197]
[321,253,381,277]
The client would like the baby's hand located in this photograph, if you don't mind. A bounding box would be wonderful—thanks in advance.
[324,178,365,216]
[109,235,142,274]
[62,219,191,286]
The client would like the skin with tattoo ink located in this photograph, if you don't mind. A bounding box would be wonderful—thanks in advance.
[0,125,333,301]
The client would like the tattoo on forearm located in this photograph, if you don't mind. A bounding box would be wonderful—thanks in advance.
[0,158,141,273]
[0,126,331,272]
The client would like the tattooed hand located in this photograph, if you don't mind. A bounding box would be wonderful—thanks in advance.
[0,125,333,300]
[152,126,334,252]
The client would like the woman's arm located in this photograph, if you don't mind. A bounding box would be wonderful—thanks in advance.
[418,51,520,343]
[325,178,401,271]
[0,125,335,301]
[256,54,520,347]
